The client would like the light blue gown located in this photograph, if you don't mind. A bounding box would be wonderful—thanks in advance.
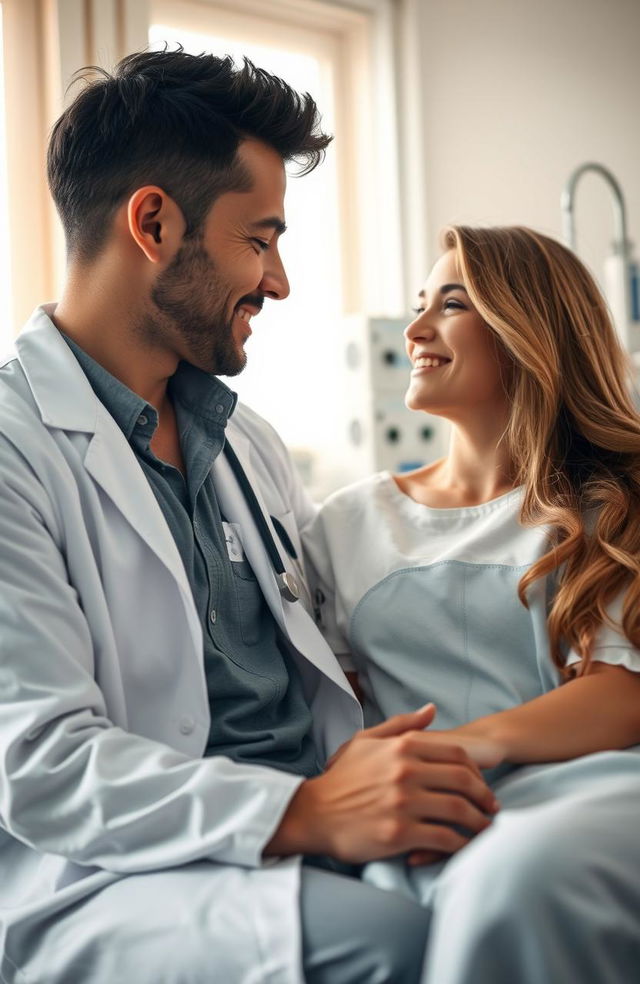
[303,472,640,984]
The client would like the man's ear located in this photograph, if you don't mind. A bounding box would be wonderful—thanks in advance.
[126,186,186,263]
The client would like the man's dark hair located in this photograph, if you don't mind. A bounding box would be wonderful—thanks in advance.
[47,47,332,261]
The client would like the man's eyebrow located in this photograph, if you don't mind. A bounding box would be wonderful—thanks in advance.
[250,217,287,235]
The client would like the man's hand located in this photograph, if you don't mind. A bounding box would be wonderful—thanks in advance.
[265,704,500,864]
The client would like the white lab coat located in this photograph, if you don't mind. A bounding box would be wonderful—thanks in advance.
[0,306,363,982]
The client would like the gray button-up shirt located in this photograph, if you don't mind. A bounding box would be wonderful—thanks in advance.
[64,334,318,777]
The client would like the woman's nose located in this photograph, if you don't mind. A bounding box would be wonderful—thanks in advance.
[404,311,436,343]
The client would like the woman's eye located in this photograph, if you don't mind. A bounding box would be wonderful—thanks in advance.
[252,238,270,252]
[411,299,465,315]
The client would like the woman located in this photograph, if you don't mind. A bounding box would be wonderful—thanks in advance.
[303,226,640,983]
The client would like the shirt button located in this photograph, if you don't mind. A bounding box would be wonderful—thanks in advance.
[179,715,195,735]
[215,403,225,415]
[137,414,148,426]
[209,608,217,624]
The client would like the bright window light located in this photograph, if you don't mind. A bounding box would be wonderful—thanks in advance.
[149,23,344,473]
[0,5,13,351]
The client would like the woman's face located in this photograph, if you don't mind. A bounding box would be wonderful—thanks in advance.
[404,250,510,422]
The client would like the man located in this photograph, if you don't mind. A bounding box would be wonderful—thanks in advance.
[0,50,498,982]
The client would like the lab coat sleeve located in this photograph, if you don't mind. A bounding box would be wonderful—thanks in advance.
[0,438,303,874]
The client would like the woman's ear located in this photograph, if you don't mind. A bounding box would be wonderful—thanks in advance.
[126,186,186,263]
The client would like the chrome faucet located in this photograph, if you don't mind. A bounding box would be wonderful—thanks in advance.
[561,162,629,256]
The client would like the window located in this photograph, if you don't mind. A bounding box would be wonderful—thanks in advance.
[0,0,55,337]
[150,12,344,458]
[0,3,12,350]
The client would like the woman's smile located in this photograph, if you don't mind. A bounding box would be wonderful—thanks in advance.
[411,352,452,372]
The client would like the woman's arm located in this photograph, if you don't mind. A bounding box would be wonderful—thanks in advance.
[447,662,640,765]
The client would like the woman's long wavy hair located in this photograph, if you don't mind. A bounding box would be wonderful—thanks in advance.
[443,225,640,675]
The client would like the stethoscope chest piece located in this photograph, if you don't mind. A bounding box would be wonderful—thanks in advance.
[279,572,300,603]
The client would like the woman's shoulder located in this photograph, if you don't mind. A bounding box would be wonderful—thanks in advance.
[322,471,393,510]
[320,468,527,530]
[316,472,401,539]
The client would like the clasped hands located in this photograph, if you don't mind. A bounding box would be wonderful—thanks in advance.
[265,703,504,866]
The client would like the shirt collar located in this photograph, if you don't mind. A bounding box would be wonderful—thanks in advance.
[169,361,237,428]
[62,334,237,438]
[62,334,151,440]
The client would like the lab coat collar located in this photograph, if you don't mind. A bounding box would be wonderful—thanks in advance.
[13,310,278,637]
[16,305,100,432]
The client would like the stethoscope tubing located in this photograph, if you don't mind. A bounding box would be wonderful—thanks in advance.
[223,442,300,602]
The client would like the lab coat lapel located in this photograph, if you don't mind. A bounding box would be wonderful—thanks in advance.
[83,408,196,608]
[87,426,203,660]
[15,309,199,639]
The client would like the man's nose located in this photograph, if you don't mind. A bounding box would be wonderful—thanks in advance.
[260,252,290,301]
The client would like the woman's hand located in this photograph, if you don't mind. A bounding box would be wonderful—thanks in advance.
[327,716,506,772]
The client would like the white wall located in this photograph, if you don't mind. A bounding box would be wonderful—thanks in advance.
[412,0,640,289]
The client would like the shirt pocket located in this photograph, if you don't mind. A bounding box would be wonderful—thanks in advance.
[231,558,265,647]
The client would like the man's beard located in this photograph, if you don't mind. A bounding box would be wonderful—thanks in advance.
[146,236,246,376]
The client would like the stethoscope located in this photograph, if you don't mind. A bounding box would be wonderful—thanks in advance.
[223,442,301,603]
